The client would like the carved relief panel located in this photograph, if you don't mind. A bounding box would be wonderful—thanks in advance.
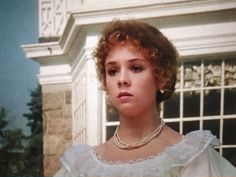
[39,0,68,38]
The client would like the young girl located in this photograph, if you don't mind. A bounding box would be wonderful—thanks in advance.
[56,20,236,177]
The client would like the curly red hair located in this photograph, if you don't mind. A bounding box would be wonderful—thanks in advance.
[93,19,178,103]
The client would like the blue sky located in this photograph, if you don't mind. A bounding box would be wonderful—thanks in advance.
[0,0,39,135]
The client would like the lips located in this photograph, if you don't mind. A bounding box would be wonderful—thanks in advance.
[117,92,133,98]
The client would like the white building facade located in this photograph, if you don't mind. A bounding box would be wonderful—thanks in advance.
[22,0,236,176]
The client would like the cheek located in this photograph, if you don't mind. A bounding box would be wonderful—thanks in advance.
[105,77,116,94]
[137,76,158,97]
[142,74,157,89]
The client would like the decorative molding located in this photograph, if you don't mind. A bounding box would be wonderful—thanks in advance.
[176,33,236,57]
[24,0,236,59]
[39,0,68,38]
[70,0,236,24]
[22,0,236,85]
[161,22,236,57]
[22,41,62,58]
[39,0,53,37]
[39,73,72,85]
[38,64,72,85]
[23,21,236,61]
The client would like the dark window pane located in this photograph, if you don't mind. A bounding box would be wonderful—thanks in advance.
[225,58,236,86]
[204,89,221,116]
[184,91,200,117]
[223,148,236,167]
[223,119,236,145]
[214,148,220,153]
[175,66,181,89]
[204,60,221,87]
[183,121,199,134]
[163,92,180,118]
[106,126,116,140]
[106,101,119,122]
[224,88,236,115]
[166,122,179,132]
[203,119,220,138]
[184,61,201,88]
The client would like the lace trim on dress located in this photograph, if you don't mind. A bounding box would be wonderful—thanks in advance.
[91,146,160,165]
[91,130,218,166]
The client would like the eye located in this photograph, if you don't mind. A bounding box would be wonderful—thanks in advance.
[107,68,118,76]
[130,65,143,73]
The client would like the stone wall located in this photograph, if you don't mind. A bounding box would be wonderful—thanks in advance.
[42,84,72,177]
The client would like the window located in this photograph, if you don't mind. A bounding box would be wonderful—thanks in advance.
[104,57,236,166]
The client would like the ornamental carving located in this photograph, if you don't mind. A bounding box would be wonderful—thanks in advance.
[39,0,68,37]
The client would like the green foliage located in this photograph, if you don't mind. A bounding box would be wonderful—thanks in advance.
[23,84,43,177]
[0,108,7,144]
[0,84,43,177]
[24,85,42,134]
[0,108,27,176]
[0,108,7,128]
[0,128,27,176]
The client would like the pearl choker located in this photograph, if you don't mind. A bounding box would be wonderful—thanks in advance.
[113,119,165,150]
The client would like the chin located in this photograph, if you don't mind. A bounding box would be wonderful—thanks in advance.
[118,106,140,117]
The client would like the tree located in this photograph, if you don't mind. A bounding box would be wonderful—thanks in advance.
[0,108,26,176]
[0,85,43,177]
[0,108,7,144]
[23,84,43,177]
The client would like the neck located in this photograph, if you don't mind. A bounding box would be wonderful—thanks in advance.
[118,108,161,142]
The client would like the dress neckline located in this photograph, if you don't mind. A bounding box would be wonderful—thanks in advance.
[60,130,220,177]
[90,134,186,165]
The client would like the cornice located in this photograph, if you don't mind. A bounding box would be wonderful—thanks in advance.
[162,21,236,57]
[177,33,236,58]
[71,0,236,24]
[22,41,62,59]
[22,0,236,65]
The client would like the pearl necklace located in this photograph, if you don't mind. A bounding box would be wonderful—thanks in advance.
[113,119,165,150]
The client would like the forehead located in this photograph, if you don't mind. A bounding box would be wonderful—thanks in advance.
[106,42,146,63]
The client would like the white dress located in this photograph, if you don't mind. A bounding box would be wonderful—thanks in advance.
[55,130,236,177]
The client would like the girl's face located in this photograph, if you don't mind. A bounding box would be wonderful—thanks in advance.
[105,42,158,116]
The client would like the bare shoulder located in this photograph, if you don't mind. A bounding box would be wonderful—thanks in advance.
[161,125,183,146]
[94,138,114,157]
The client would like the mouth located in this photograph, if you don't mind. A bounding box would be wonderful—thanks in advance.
[117,92,133,98]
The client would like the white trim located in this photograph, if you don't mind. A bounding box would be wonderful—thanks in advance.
[71,0,236,24]
[22,1,236,62]
[71,47,102,145]
[22,42,62,58]
[38,74,72,85]
[161,22,236,57]
[38,64,72,85]
[86,58,100,145]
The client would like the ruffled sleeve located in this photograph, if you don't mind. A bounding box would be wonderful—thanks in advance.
[60,144,93,177]
[172,131,236,177]
[54,167,71,177]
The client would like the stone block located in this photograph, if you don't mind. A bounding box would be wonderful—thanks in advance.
[62,105,72,119]
[44,156,61,177]
[48,110,62,119]
[43,92,63,111]
[65,91,71,105]
[44,135,62,156]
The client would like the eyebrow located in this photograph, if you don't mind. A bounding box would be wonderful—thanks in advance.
[105,58,147,67]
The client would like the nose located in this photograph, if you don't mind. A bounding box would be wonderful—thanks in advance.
[117,69,130,88]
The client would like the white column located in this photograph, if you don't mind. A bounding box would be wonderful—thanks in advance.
[86,56,101,145]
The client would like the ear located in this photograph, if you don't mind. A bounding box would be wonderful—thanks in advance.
[156,77,168,91]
